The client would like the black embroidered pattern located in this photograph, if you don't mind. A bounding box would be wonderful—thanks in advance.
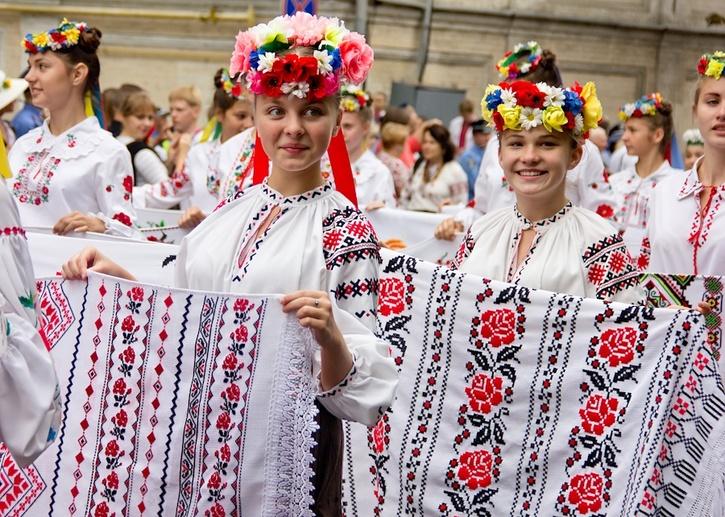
[582,234,640,300]
[322,206,381,270]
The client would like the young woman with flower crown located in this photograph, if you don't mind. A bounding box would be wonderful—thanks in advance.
[61,13,397,514]
[339,85,396,208]
[609,93,682,263]
[435,42,617,240]
[9,19,138,237]
[642,51,725,275]
[452,80,643,303]
[682,128,705,170]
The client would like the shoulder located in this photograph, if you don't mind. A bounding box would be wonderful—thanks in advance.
[211,182,261,213]
[568,206,620,243]
[10,126,43,156]
[321,199,381,270]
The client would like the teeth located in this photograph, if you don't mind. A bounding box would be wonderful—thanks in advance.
[518,171,545,177]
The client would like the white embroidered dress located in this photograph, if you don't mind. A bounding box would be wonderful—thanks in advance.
[8,117,139,237]
[454,203,643,303]
[643,158,725,275]
[184,138,223,213]
[609,161,682,260]
[403,160,468,212]
[352,150,396,207]
[217,128,256,202]
[0,178,61,467]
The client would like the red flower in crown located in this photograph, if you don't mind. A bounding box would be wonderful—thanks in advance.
[457,449,494,490]
[579,394,618,436]
[598,327,637,367]
[697,56,708,75]
[480,308,517,347]
[50,31,67,46]
[259,71,283,97]
[567,472,604,514]
[378,277,405,317]
[509,81,544,108]
[465,373,504,414]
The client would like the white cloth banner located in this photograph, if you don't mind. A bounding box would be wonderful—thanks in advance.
[0,272,319,516]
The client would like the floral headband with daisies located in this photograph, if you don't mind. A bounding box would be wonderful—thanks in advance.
[481,80,602,139]
[22,18,87,54]
[683,128,703,146]
[496,41,543,80]
[697,51,725,80]
[229,12,374,101]
[340,85,371,112]
[618,92,666,121]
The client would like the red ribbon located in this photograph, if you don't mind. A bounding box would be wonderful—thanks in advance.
[251,131,358,207]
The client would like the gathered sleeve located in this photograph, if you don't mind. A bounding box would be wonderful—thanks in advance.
[134,148,169,186]
[94,146,142,238]
[137,167,193,210]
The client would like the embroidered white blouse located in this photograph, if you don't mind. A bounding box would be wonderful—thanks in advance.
[183,138,224,213]
[218,128,256,202]
[352,150,396,207]
[0,178,61,467]
[454,203,643,303]
[609,161,682,260]
[176,179,398,426]
[8,117,139,237]
[116,134,169,187]
[642,159,725,275]
[403,160,468,213]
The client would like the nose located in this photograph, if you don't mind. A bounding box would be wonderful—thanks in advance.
[521,143,540,163]
[284,112,304,137]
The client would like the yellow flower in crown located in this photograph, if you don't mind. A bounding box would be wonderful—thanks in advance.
[340,97,358,112]
[62,25,81,45]
[706,60,725,80]
[542,105,567,132]
[580,82,603,131]
[498,104,522,130]
[323,24,348,47]
[32,32,50,48]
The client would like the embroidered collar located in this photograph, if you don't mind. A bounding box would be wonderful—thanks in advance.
[513,201,573,231]
[678,157,725,200]
[18,116,102,159]
[260,178,334,206]
[617,161,676,194]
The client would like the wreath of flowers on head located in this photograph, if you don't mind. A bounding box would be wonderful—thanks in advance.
[22,18,88,54]
[481,80,602,139]
[496,41,543,80]
[618,92,666,122]
[697,51,725,80]
[229,12,374,101]
[220,68,246,99]
[683,128,704,147]
[340,85,371,112]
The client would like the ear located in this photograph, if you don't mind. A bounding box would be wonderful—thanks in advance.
[567,141,584,170]
[652,126,665,145]
[71,62,89,88]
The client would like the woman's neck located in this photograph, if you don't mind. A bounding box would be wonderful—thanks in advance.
[48,98,87,136]
[267,162,325,197]
[348,144,366,165]
[427,157,443,169]
[220,127,237,144]
[697,147,725,186]
[634,148,665,179]
[516,191,568,223]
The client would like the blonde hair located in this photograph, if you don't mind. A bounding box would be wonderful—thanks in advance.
[121,91,156,117]
[168,85,202,107]
[381,122,409,150]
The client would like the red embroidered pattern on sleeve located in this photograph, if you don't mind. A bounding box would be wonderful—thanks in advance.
[452,230,476,270]
[112,212,133,227]
[321,206,381,270]
[582,234,640,299]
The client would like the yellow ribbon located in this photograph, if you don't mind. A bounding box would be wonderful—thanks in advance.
[200,116,218,143]
[84,89,94,119]
[0,130,11,179]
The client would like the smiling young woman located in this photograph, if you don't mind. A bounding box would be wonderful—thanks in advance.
[9,19,138,237]
[452,80,643,303]
[642,51,725,275]
[61,13,397,514]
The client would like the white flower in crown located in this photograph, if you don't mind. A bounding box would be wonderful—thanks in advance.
[321,20,349,48]
[257,52,277,73]
[520,107,543,130]
[574,114,584,134]
[537,82,564,107]
[500,88,517,106]
[282,81,310,99]
[251,17,291,47]
[513,42,524,53]
[623,104,635,117]
[520,62,532,74]
[314,49,333,74]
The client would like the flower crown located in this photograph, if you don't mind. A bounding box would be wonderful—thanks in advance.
[229,12,374,101]
[481,80,602,139]
[220,69,246,99]
[697,51,725,80]
[683,128,703,146]
[618,92,665,121]
[340,85,371,112]
[496,41,543,80]
[22,18,88,54]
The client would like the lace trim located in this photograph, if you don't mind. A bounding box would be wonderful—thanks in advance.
[261,317,319,516]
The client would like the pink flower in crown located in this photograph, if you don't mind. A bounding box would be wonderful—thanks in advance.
[230,30,257,76]
[288,11,327,46]
[247,71,264,95]
[102,471,119,490]
[339,32,374,85]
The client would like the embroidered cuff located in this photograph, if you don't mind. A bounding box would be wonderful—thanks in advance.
[317,355,358,399]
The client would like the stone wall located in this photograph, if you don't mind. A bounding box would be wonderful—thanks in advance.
[1,0,723,134]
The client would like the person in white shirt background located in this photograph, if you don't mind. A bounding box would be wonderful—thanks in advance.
[682,127,705,170]
[448,98,475,154]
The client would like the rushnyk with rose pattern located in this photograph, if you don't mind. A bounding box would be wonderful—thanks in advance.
[342,250,724,516]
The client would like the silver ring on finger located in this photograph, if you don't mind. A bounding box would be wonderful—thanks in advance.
[314,298,320,307]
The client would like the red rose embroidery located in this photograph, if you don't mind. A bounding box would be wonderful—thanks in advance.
[121,315,137,333]
[596,204,614,219]
[378,277,405,317]
[480,308,516,347]
[232,325,248,343]
[457,449,493,490]
[94,502,110,517]
[233,298,250,313]
[123,175,133,194]
[222,353,238,371]
[207,471,223,490]
[465,373,504,414]
[216,412,232,431]
[112,212,133,227]
[113,378,128,396]
[579,394,618,436]
[223,383,241,402]
[216,443,231,463]
[102,471,119,490]
[129,286,144,302]
[567,472,604,514]
[598,327,637,367]
[208,502,226,517]
[112,409,128,428]
[119,346,135,365]
[371,418,387,454]
[105,439,121,457]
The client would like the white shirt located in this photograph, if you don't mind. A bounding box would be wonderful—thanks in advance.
[0,178,61,467]
[184,139,223,213]
[8,117,139,237]
[218,127,256,202]
[116,134,169,187]
[176,179,397,427]
[455,203,643,303]
[609,161,682,259]
[352,150,396,207]
[644,158,725,275]
[448,115,474,151]
[403,160,468,213]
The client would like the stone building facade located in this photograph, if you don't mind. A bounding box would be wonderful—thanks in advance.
[1,0,724,135]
